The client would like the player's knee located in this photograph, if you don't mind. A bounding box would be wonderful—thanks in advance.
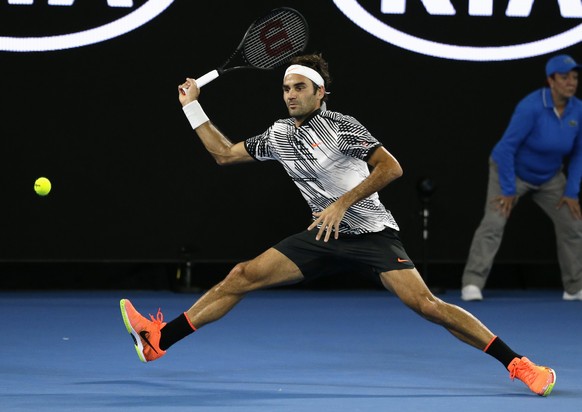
[417,296,444,323]
[225,262,249,283]
[224,262,261,292]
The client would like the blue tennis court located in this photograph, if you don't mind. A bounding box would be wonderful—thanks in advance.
[1,289,580,411]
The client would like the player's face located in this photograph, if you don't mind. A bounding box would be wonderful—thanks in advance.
[283,74,323,123]
[549,71,578,101]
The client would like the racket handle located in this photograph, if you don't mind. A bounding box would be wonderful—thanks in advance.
[196,70,220,88]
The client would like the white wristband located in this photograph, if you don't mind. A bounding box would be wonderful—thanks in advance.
[182,100,209,129]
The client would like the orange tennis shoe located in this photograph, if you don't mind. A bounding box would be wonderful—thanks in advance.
[120,299,167,362]
[508,356,556,396]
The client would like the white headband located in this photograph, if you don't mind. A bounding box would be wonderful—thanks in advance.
[284,64,325,87]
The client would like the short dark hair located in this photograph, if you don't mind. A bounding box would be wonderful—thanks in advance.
[290,53,331,102]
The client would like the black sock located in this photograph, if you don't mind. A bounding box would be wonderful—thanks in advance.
[159,313,196,350]
[484,336,521,368]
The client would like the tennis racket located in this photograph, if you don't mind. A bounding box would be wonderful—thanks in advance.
[193,7,309,88]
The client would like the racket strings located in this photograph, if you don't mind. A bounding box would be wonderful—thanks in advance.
[243,10,308,69]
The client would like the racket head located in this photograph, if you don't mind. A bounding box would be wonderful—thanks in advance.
[224,7,309,73]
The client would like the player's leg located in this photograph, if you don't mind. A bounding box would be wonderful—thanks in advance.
[185,247,304,328]
[380,267,555,396]
[381,267,494,348]
[120,247,303,362]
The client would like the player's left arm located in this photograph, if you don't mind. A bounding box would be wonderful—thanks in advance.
[308,147,402,241]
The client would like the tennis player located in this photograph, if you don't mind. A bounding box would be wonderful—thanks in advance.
[120,54,555,396]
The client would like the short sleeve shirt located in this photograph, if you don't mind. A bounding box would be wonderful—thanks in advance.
[244,110,399,234]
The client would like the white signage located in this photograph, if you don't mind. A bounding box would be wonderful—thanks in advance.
[333,0,582,61]
[0,0,175,52]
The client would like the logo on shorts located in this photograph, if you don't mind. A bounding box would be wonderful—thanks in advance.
[0,0,176,52]
[332,0,582,61]
[397,257,409,263]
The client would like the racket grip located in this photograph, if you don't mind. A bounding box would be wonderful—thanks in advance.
[196,70,220,88]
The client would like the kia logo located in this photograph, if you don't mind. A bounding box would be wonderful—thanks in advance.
[0,0,175,52]
[333,0,582,61]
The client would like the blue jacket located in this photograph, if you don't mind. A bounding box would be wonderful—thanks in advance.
[492,88,582,198]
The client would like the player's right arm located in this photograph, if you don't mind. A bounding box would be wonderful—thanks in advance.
[193,122,253,165]
[178,77,254,165]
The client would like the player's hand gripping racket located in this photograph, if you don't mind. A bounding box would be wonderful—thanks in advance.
[191,7,308,88]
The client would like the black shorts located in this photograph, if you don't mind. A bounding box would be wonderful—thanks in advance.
[273,227,415,280]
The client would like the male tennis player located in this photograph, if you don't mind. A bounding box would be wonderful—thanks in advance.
[120,54,555,396]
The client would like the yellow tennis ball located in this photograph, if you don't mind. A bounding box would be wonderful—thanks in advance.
[34,177,52,196]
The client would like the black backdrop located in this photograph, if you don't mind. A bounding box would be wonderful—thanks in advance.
[1,0,579,275]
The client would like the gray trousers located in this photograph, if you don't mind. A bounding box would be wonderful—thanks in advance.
[462,159,582,294]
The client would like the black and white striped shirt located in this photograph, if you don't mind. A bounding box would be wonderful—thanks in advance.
[245,110,399,234]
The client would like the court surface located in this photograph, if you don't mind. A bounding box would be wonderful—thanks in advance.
[1,289,580,411]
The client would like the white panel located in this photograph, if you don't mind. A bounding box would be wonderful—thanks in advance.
[557,0,582,18]
[469,0,493,16]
